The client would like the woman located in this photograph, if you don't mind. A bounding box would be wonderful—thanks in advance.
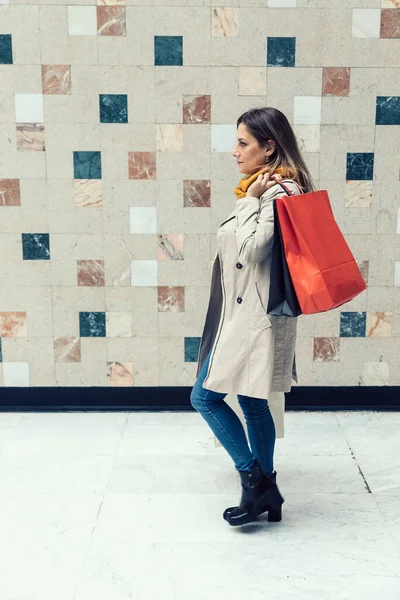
[190,107,315,527]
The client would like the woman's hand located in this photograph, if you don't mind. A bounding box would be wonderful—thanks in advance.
[246,171,282,199]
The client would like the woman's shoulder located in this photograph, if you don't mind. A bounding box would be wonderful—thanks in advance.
[261,179,302,201]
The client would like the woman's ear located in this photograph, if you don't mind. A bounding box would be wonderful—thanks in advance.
[265,139,276,158]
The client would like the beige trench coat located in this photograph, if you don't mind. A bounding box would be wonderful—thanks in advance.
[196,180,301,438]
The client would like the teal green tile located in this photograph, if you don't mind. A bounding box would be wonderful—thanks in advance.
[99,94,128,123]
[73,151,102,179]
[184,337,201,362]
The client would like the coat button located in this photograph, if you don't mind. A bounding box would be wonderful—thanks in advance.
[236,262,242,269]
[237,297,242,304]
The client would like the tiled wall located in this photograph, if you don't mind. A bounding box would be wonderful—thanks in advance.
[0,0,399,391]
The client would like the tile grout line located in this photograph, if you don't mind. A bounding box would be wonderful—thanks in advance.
[335,414,372,494]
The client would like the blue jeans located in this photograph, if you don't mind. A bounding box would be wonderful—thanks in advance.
[190,350,276,476]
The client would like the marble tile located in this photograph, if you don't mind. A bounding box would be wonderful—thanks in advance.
[0,312,27,338]
[322,67,350,97]
[183,179,211,207]
[97,0,125,4]
[107,361,134,386]
[16,124,45,151]
[22,233,50,260]
[238,67,266,96]
[293,96,322,124]
[366,311,392,337]
[129,207,157,233]
[380,8,400,37]
[156,124,183,152]
[128,151,157,179]
[340,311,367,337]
[0,179,20,207]
[79,312,106,337]
[97,6,126,36]
[158,286,185,312]
[2,362,30,386]
[15,95,43,125]
[130,260,158,286]
[74,179,103,208]
[77,260,105,286]
[211,124,237,152]
[363,361,389,385]
[267,37,296,67]
[154,36,183,66]
[358,260,369,285]
[184,336,200,362]
[68,6,97,36]
[157,233,184,260]
[382,0,400,7]
[394,260,400,286]
[293,124,320,153]
[99,94,128,123]
[54,337,81,363]
[345,181,373,207]
[313,337,340,362]
[346,152,374,180]
[352,9,381,38]
[105,312,133,337]
[211,8,239,38]
[183,95,211,124]
[73,151,102,180]
[0,34,13,65]
[376,96,400,124]
[0,339,2,362]
[41,65,71,95]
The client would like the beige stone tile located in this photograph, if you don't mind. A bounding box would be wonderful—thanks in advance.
[156,124,183,152]
[106,312,133,337]
[97,7,154,65]
[238,67,267,96]
[0,6,40,65]
[155,67,211,124]
[159,337,197,386]
[366,311,392,337]
[106,337,159,385]
[211,8,239,37]
[47,180,103,234]
[1,338,56,386]
[107,361,134,386]
[52,287,106,337]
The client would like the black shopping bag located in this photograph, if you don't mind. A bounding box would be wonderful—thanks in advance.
[267,199,302,318]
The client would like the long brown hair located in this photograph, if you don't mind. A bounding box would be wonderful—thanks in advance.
[237,107,316,192]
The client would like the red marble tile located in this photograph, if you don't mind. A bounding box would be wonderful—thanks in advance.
[42,65,71,95]
[157,234,184,261]
[313,337,340,362]
[54,337,81,363]
[128,152,157,180]
[0,312,27,337]
[183,180,211,207]
[158,286,185,312]
[183,95,211,124]
[77,260,105,286]
[381,9,400,38]
[97,6,126,36]
[322,68,350,97]
[0,179,20,206]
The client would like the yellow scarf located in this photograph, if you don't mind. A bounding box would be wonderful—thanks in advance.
[234,166,293,199]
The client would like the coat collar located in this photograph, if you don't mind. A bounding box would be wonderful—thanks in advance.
[219,208,236,228]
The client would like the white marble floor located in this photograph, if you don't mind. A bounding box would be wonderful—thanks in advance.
[1,410,400,600]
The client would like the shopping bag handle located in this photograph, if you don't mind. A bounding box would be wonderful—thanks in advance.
[274,179,304,196]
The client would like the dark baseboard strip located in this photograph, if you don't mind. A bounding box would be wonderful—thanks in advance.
[0,386,399,411]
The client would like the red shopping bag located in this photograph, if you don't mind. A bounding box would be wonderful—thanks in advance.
[275,182,367,315]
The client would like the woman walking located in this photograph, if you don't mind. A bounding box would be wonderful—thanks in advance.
[190,107,314,526]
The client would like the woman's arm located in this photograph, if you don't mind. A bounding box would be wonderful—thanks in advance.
[235,181,300,264]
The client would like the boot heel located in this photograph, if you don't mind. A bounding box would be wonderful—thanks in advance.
[268,505,282,522]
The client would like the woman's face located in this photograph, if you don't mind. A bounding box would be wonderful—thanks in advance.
[232,123,274,176]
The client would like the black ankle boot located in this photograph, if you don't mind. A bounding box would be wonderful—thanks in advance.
[223,459,284,526]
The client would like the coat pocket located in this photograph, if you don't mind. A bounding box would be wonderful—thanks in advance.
[253,281,272,330]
